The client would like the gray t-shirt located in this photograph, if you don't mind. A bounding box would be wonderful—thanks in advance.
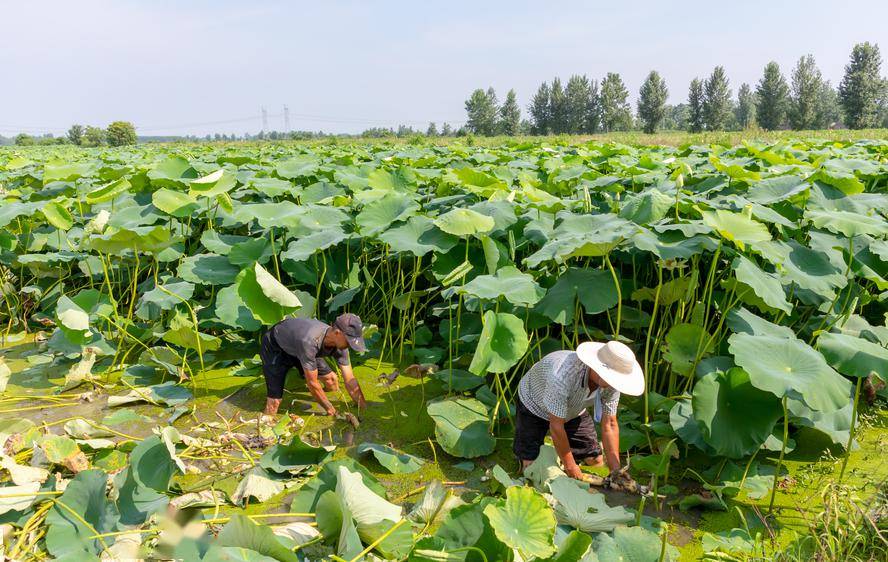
[271,318,350,375]
[518,350,620,422]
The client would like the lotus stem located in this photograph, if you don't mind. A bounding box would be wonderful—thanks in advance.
[839,376,862,481]
[768,396,789,515]
[604,253,621,338]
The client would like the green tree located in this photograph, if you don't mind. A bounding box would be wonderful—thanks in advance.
[815,81,842,128]
[82,126,107,147]
[637,70,669,134]
[585,79,601,133]
[426,122,438,136]
[662,104,689,130]
[688,78,705,132]
[529,81,551,134]
[498,89,521,135]
[66,124,84,145]
[549,77,567,133]
[106,121,137,146]
[464,88,498,136]
[703,66,732,131]
[789,55,823,130]
[14,133,34,146]
[600,72,632,132]
[564,75,590,134]
[755,62,788,130]
[839,42,885,129]
[735,83,757,129]
[441,122,453,136]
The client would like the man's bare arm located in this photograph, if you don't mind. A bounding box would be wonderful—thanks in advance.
[548,414,583,479]
[339,364,366,410]
[305,369,336,415]
[600,414,622,472]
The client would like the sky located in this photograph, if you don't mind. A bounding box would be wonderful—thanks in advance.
[1,0,886,137]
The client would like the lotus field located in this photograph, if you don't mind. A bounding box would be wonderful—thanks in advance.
[0,138,886,561]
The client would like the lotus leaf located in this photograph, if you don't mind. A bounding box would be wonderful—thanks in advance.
[357,442,425,474]
[549,476,634,532]
[483,485,557,559]
[426,397,495,458]
[469,311,529,375]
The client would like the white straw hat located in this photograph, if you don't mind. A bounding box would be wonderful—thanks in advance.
[576,341,645,396]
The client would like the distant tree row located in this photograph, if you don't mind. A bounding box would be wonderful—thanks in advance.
[463,42,887,135]
[14,121,138,146]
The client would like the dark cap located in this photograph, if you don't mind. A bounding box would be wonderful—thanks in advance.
[333,313,366,353]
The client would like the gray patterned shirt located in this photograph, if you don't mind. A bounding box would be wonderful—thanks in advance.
[518,351,620,421]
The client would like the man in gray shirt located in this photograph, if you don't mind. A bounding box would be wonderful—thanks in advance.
[515,340,644,482]
[260,313,368,416]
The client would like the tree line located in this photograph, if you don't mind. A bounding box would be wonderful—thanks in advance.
[12,121,138,146]
[464,42,887,135]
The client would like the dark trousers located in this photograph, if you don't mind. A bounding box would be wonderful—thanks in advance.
[259,330,304,399]
[513,394,601,462]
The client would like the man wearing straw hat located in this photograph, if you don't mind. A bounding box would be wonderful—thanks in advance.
[515,340,644,488]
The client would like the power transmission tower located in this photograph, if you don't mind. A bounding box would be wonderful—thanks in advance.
[283,105,290,132]
[261,106,268,131]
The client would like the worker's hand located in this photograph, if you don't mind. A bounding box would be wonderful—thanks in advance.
[344,378,366,411]
[325,406,337,417]
[564,462,585,480]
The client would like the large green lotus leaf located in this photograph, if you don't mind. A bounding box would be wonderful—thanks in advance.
[525,214,636,267]
[549,476,633,532]
[189,169,237,198]
[726,307,795,339]
[178,253,240,285]
[113,435,179,525]
[432,369,485,392]
[106,204,163,230]
[731,255,792,314]
[619,188,673,224]
[45,470,119,560]
[407,480,463,526]
[523,445,566,489]
[805,209,888,238]
[200,230,250,255]
[593,525,674,562]
[469,311,529,375]
[632,275,694,307]
[850,244,888,290]
[728,334,851,412]
[89,225,175,255]
[249,176,296,197]
[0,482,40,515]
[700,209,771,250]
[761,239,847,301]
[41,200,74,230]
[289,458,386,513]
[814,166,865,195]
[162,311,221,352]
[136,278,195,320]
[336,466,412,559]
[107,381,193,408]
[356,192,420,235]
[228,238,272,266]
[216,514,300,562]
[453,167,507,196]
[56,295,91,344]
[357,442,425,474]
[456,266,544,306]
[259,435,331,474]
[379,215,458,256]
[692,368,782,458]
[236,264,301,325]
[631,228,718,260]
[86,177,131,204]
[43,159,97,184]
[669,400,716,454]
[231,201,303,230]
[788,398,854,448]
[817,332,887,380]
[280,228,348,262]
[152,188,199,217]
[535,268,619,325]
[434,208,495,236]
[147,156,198,188]
[709,155,761,182]
[426,398,495,458]
[214,283,262,331]
[746,175,810,204]
[275,155,319,179]
[0,201,42,228]
[435,502,510,562]
[663,323,713,377]
[483,486,556,559]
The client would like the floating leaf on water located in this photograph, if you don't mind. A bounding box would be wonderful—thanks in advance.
[259,435,331,474]
[549,476,634,533]
[356,442,425,474]
[483,485,557,559]
[107,381,193,408]
[45,470,119,559]
[231,466,286,506]
[216,514,301,562]
[426,397,495,459]
[408,480,464,525]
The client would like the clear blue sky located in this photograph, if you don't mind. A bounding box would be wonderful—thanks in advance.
[2,0,886,136]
